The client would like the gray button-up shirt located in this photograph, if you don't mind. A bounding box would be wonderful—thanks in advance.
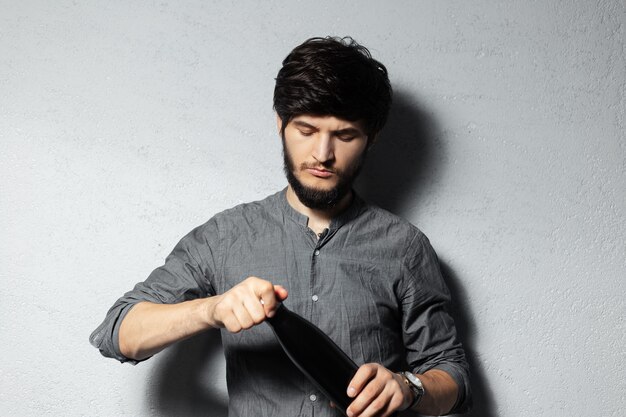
[90,189,471,416]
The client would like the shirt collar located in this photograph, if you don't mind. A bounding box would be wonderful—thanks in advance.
[276,187,364,231]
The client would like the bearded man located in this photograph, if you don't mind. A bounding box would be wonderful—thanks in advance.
[91,36,471,417]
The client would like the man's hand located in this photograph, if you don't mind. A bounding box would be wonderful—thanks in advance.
[119,277,287,360]
[345,363,413,417]
[207,276,288,333]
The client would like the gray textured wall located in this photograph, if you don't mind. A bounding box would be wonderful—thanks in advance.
[1,1,624,416]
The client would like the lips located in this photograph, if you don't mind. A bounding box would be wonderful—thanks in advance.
[305,167,334,178]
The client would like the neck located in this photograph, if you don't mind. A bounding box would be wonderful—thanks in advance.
[286,186,353,235]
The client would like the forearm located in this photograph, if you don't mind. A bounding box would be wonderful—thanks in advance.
[119,298,217,361]
[413,369,459,416]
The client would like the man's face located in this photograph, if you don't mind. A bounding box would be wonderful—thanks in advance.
[280,114,369,209]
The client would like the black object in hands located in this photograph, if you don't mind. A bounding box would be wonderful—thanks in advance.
[266,303,359,416]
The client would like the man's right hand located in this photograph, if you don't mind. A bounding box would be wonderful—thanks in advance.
[207,276,288,333]
[119,277,288,360]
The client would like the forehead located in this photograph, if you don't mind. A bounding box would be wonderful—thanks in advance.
[289,114,365,132]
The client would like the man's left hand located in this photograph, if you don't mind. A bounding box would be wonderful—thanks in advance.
[345,363,413,417]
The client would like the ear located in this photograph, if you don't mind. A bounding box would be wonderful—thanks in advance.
[276,114,283,134]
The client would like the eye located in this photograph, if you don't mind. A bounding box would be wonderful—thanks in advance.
[298,129,314,137]
[337,134,356,142]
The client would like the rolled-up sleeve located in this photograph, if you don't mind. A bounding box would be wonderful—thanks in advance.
[89,219,219,364]
[401,232,472,413]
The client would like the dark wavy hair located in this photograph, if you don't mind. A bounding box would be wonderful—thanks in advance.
[273,36,392,141]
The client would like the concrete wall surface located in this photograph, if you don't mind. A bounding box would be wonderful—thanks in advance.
[1,1,624,416]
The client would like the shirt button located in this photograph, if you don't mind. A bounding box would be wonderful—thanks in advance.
[314,249,320,256]
[312,295,319,302]
[309,394,317,402]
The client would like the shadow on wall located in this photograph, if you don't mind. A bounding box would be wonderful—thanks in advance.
[357,91,496,417]
[148,329,228,417]
[147,90,494,417]
[355,90,441,214]
[441,263,497,417]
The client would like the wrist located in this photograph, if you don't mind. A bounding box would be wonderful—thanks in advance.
[409,369,458,416]
[198,296,221,329]
[399,371,425,410]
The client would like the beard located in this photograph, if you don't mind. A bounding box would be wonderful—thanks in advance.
[282,137,365,210]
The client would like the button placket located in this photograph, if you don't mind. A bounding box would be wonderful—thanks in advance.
[311,248,321,305]
[310,234,327,318]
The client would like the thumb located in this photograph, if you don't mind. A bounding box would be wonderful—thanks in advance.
[273,285,288,301]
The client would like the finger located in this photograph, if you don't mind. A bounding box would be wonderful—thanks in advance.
[274,285,289,301]
[265,285,289,318]
[383,389,406,417]
[365,374,407,417]
[347,378,385,417]
[347,364,377,397]
[220,302,242,333]
[376,388,405,417]
[231,303,255,330]
[242,296,267,324]
[357,382,396,417]
[252,280,278,316]
[220,312,242,333]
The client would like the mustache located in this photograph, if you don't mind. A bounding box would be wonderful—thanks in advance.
[299,162,338,173]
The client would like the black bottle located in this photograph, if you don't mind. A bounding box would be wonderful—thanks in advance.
[266,303,358,416]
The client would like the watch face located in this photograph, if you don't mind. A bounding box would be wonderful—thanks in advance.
[404,372,424,391]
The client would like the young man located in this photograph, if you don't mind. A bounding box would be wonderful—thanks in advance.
[91,37,471,416]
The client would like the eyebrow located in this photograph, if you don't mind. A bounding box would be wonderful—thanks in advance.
[292,120,317,130]
[292,120,364,136]
[334,127,363,136]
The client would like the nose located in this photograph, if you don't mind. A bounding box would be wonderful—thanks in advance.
[312,134,334,164]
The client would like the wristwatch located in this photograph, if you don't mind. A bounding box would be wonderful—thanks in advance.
[400,371,425,409]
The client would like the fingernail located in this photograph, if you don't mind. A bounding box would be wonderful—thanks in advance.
[346,410,353,417]
[347,386,356,397]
